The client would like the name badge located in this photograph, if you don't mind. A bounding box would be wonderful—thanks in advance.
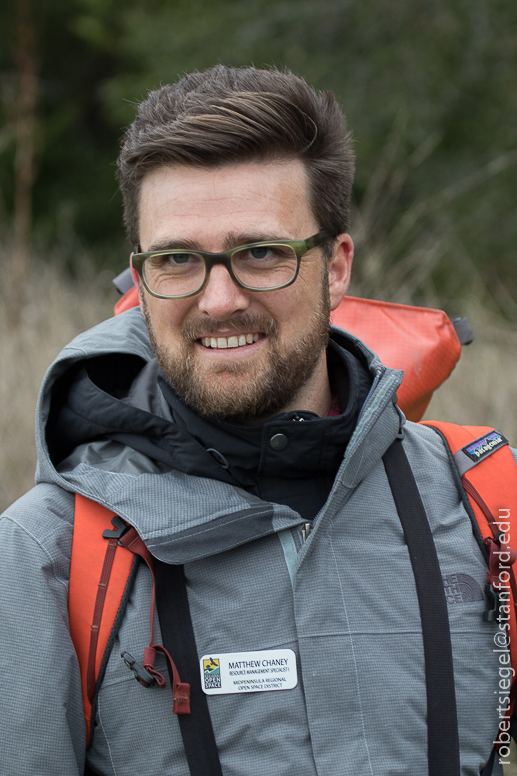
[200,649,298,695]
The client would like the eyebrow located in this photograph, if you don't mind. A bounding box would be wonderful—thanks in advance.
[146,238,200,253]
[224,232,291,250]
[145,232,293,253]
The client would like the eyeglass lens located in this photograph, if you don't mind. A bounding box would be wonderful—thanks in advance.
[143,244,299,296]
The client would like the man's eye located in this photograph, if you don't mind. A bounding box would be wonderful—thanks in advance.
[146,252,199,273]
[170,253,192,264]
[250,246,270,259]
[245,246,292,261]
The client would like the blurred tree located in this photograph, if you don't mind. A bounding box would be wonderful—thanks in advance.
[99,0,517,304]
[0,0,516,304]
[0,0,127,267]
[11,0,38,299]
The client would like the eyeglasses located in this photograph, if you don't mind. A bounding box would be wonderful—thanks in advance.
[131,230,331,299]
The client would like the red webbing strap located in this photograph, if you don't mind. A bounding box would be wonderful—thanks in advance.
[86,537,118,701]
[69,495,135,744]
[421,422,517,720]
[119,529,190,714]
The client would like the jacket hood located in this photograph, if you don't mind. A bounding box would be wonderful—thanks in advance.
[34,306,405,562]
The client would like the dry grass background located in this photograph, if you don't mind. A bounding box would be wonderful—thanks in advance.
[0,260,115,510]
[1,260,516,511]
[1,256,516,772]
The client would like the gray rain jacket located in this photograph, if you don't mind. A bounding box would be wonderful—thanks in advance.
[0,307,506,775]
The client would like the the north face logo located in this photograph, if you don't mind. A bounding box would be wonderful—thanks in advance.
[443,573,484,604]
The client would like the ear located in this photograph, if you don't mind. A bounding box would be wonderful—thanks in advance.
[130,253,145,307]
[328,234,353,311]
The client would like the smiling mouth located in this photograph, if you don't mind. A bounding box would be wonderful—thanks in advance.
[199,333,263,349]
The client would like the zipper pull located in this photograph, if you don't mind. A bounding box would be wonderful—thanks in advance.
[301,522,313,543]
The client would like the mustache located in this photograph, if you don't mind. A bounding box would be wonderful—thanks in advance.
[182,313,278,340]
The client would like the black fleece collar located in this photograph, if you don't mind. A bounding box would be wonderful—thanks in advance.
[51,331,372,522]
[159,338,372,520]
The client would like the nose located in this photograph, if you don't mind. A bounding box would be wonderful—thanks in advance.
[197,264,250,320]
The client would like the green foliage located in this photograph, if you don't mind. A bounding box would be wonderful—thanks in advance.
[1,0,516,300]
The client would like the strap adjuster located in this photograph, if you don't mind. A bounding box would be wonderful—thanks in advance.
[483,583,500,622]
[102,515,130,543]
[121,651,156,687]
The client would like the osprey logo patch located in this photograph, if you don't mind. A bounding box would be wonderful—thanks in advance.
[443,573,484,604]
[462,431,507,462]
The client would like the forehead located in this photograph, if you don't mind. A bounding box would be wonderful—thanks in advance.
[138,160,318,251]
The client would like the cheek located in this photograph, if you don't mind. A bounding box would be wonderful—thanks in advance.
[146,297,191,337]
[282,268,325,318]
[295,258,326,294]
[262,293,301,335]
[149,298,187,328]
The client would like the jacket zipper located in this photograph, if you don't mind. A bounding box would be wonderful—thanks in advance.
[301,522,313,543]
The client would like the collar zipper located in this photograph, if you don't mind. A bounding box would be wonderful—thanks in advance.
[301,522,313,543]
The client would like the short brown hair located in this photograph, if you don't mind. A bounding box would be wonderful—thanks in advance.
[117,65,354,248]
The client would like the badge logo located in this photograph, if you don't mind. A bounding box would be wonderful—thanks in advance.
[203,657,221,690]
[462,431,507,463]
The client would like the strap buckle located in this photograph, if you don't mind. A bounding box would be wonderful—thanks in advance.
[121,651,156,687]
[102,515,130,543]
[483,583,500,622]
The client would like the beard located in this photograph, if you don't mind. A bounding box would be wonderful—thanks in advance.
[141,281,331,424]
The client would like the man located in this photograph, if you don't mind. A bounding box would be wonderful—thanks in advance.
[0,66,508,775]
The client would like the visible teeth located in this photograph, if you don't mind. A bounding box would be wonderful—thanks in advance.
[201,333,263,348]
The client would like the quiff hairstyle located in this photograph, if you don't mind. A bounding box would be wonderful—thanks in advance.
[117,65,354,249]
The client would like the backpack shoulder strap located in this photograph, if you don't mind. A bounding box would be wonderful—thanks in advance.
[69,494,136,745]
[420,421,517,542]
[383,439,460,775]
[421,421,517,717]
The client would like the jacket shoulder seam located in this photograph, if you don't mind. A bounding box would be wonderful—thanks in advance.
[0,515,68,591]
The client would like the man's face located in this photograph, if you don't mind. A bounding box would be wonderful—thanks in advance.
[136,160,352,423]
